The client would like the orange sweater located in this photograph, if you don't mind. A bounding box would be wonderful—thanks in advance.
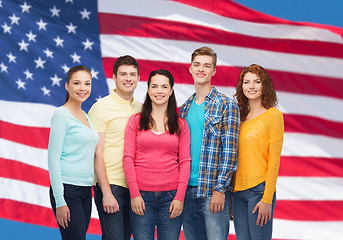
[233,107,284,204]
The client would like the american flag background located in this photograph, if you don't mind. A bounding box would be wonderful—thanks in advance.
[1,0,343,239]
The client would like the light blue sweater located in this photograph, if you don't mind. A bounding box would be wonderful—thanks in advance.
[48,107,99,208]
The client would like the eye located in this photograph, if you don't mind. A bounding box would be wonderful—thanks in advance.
[243,81,249,84]
[86,82,91,85]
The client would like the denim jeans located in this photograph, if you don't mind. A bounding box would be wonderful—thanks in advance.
[50,184,92,240]
[182,186,231,240]
[94,184,131,240]
[232,182,276,240]
[130,190,182,240]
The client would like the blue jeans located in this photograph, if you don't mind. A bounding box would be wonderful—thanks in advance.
[130,190,182,240]
[94,184,131,240]
[50,184,92,240]
[232,182,276,240]
[182,186,231,240]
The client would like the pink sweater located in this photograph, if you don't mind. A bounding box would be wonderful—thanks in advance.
[123,113,191,202]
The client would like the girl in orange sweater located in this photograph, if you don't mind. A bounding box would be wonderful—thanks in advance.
[233,64,284,240]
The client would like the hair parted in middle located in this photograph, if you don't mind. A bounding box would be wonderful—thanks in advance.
[139,69,180,135]
[112,55,139,77]
[191,46,217,69]
[65,65,92,103]
[234,64,278,122]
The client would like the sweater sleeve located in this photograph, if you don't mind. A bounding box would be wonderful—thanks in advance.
[48,108,68,208]
[174,119,191,202]
[262,109,284,204]
[122,114,141,199]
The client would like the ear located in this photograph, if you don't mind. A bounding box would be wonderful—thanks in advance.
[212,68,216,77]
[189,65,192,74]
[65,82,68,91]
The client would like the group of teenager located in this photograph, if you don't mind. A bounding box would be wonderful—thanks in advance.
[48,46,284,240]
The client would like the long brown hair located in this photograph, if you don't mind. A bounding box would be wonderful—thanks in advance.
[65,65,92,102]
[234,64,278,121]
[139,69,180,135]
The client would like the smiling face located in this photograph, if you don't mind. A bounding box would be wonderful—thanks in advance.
[189,55,216,86]
[242,72,263,102]
[148,74,173,106]
[113,64,139,99]
[65,70,92,103]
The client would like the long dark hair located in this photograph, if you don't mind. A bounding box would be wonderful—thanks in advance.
[234,64,278,121]
[65,65,92,102]
[139,69,180,135]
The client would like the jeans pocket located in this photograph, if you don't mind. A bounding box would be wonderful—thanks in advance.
[166,190,177,199]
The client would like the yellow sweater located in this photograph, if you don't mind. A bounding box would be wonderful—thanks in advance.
[233,107,284,204]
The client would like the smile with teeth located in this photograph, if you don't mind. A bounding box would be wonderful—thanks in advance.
[77,92,87,97]
[154,95,164,100]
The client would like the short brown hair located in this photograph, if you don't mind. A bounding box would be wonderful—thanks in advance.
[191,46,217,69]
[113,55,139,77]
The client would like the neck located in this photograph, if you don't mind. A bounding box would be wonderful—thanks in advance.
[248,99,264,112]
[194,83,211,104]
[64,100,82,112]
[115,89,133,101]
[151,103,168,117]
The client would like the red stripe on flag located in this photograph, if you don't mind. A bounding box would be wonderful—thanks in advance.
[103,58,343,100]
[0,120,49,149]
[0,199,101,234]
[99,13,343,59]
[284,114,343,139]
[0,158,50,187]
[275,200,343,221]
[279,156,343,177]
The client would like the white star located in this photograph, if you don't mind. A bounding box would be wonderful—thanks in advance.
[16,79,26,89]
[26,31,37,42]
[7,52,16,63]
[23,69,33,80]
[41,86,51,96]
[50,6,61,17]
[66,22,77,34]
[61,64,69,73]
[0,62,8,73]
[54,36,64,47]
[36,19,47,31]
[0,0,2,8]
[9,14,20,25]
[65,0,73,3]
[71,52,81,63]
[50,74,62,86]
[91,68,99,79]
[18,39,29,51]
[2,23,11,34]
[82,38,94,50]
[20,2,31,13]
[34,57,46,69]
[44,48,54,58]
[80,8,91,19]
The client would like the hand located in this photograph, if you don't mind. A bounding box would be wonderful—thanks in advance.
[209,191,225,214]
[252,201,272,226]
[131,196,145,216]
[102,192,119,213]
[56,205,70,229]
[169,200,183,219]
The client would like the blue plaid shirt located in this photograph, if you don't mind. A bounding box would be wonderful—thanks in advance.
[180,87,240,198]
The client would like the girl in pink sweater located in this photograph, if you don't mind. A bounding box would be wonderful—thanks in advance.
[123,69,191,240]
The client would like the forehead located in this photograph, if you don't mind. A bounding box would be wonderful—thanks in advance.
[244,72,259,80]
[150,74,169,84]
[192,55,214,65]
[117,64,138,73]
[70,71,91,80]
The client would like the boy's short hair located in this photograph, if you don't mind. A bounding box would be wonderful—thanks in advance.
[191,46,217,69]
[113,55,139,77]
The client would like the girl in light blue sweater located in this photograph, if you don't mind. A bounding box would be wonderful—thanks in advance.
[48,65,98,240]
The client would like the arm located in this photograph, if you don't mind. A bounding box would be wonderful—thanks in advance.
[170,119,191,219]
[254,110,284,226]
[209,102,240,213]
[94,132,119,213]
[123,115,145,215]
[47,109,70,227]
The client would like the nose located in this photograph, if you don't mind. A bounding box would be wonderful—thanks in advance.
[249,82,255,89]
